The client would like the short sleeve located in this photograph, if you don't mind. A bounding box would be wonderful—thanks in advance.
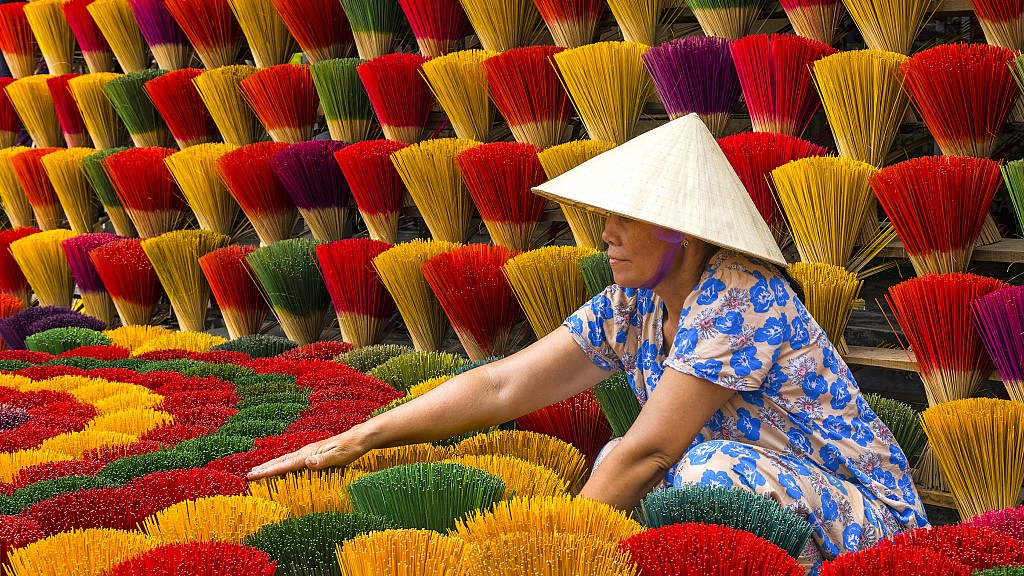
[563,286,628,372]
[663,258,791,392]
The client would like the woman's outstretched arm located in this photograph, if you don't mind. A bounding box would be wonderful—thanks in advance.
[247,327,611,480]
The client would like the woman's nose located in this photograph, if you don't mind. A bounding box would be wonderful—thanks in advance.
[602,215,621,245]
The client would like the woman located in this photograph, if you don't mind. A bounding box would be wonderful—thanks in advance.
[248,115,928,566]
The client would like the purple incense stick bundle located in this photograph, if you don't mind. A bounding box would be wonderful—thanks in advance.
[971,284,1024,403]
[61,232,119,327]
[642,36,741,138]
[0,305,77,349]
[270,140,352,243]
[127,0,191,70]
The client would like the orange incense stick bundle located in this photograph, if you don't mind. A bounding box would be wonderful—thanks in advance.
[61,0,114,73]
[90,237,164,325]
[102,146,189,238]
[482,45,571,149]
[144,67,220,148]
[0,3,39,79]
[396,0,468,57]
[533,0,604,48]
[238,63,318,144]
[164,0,244,69]
[334,139,408,245]
[0,226,39,306]
[198,244,268,339]
[316,238,396,347]
[0,78,23,148]
[45,74,91,148]
[216,141,297,245]
[357,53,434,144]
[11,148,64,231]
[270,0,354,63]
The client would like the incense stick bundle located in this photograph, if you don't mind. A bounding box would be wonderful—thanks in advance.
[887,273,1007,405]
[842,0,931,55]
[811,49,910,168]
[247,238,332,345]
[536,140,614,250]
[422,243,520,361]
[339,0,404,60]
[642,36,741,137]
[68,72,128,149]
[141,229,230,332]
[81,147,136,237]
[127,0,191,70]
[779,0,844,45]
[969,0,1024,49]
[226,0,296,68]
[164,0,244,69]
[770,156,878,268]
[871,156,1001,276]
[39,147,100,234]
[316,238,396,347]
[532,0,604,48]
[0,226,38,305]
[0,3,38,79]
[579,251,613,298]
[61,0,114,73]
[103,70,173,148]
[238,63,317,143]
[455,141,546,251]
[61,233,118,325]
[552,41,654,145]
[397,0,467,57]
[217,142,297,245]
[46,73,91,148]
[103,146,189,238]
[23,0,76,75]
[901,43,1018,159]
[6,75,63,148]
[334,139,407,245]
[164,142,243,237]
[787,262,860,354]
[458,0,541,52]
[1005,159,1024,234]
[730,33,837,137]
[90,237,163,324]
[271,0,353,63]
[270,140,351,242]
[144,68,220,148]
[193,65,262,145]
[198,244,267,339]
[0,147,33,228]
[502,245,596,338]
[390,138,481,244]
[607,0,663,45]
[421,49,496,142]
[358,53,433,144]
[372,238,458,351]
[86,0,148,73]
[310,58,374,143]
[972,285,1024,403]
[481,46,568,149]
[12,148,65,231]
[9,229,76,308]
[687,0,767,39]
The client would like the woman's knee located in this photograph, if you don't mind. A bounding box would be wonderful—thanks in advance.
[671,440,764,489]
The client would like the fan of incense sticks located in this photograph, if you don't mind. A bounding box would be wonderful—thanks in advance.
[421,243,520,361]
[842,0,931,55]
[144,68,220,149]
[818,544,972,576]
[779,0,844,45]
[0,147,33,228]
[39,148,100,235]
[642,36,741,138]
[357,53,433,145]
[86,0,148,73]
[141,229,230,333]
[0,2,38,79]
[69,72,128,150]
[730,34,837,137]
[969,0,1024,49]
[12,148,65,231]
[391,138,481,244]
[198,244,267,339]
[455,141,546,252]
[717,132,830,241]
[334,139,407,245]
[6,75,63,148]
[372,239,459,351]
[972,285,1024,403]
[127,0,191,70]
[810,50,909,168]
[887,272,1007,405]
[271,0,353,63]
[623,523,803,576]
[788,262,860,354]
[459,0,542,52]
[397,0,467,57]
[226,0,296,68]
[82,147,136,237]
[316,238,396,347]
[476,533,636,575]
[270,140,351,242]
[193,65,262,146]
[61,0,113,73]
[23,0,76,75]
[578,251,612,298]
[238,63,318,144]
[0,226,39,306]
[337,530,475,575]
[537,140,614,250]
[339,0,404,60]
[216,142,297,246]
[103,146,189,238]
[687,0,767,39]
[503,245,596,338]
[516,388,612,468]
[247,238,332,346]
[422,49,496,142]
[61,233,118,326]
[607,0,664,45]
[552,41,654,145]
[310,58,374,144]
[164,0,244,69]
[47,73,91,148]
[532,0,604,48]
[104,70,172,148]
[9,229,76,309]
[456,496,640,546]
[164,143,243,238]
[871,155,1002,276]
[90,238,163,325]
[481,45,570,149]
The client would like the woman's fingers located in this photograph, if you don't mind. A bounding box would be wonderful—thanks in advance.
[305,443,353,469]
[246,444,320,480]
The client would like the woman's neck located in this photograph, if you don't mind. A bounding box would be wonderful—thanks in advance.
[656,244,718,347]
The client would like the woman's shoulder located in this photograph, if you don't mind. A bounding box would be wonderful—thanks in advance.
[694,250,795,311]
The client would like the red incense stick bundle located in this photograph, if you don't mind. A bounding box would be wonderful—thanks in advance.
[216,141,297,245]
[11,148,64,231]
[316,238,396,348]
[102,146,189,238]
[533,0,605,48]
[163,0,244,69]
[334,139,408,245]
[198,244,268,339]
[45,74,90,148]
[90,237,164,325]
[0,226,39,306]
[482,45,571,149]
[238,63,318,144]
[779,0,845,45]
[0,3,38,79]
[270,0,353,63]
[0,78,24,147]
[396,0,468,57]
[516,388,612,468]
[61,0,114,73]
[144,68,220,149]
[357,53,434,144]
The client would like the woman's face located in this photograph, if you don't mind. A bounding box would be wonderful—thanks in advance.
[603,214,671,288]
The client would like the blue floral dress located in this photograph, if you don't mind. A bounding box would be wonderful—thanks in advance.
[565,249,928,565]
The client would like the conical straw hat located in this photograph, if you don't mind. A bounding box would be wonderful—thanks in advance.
[532,114,788,268]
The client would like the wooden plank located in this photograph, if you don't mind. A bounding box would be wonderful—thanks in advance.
[843,346,1003,382]
[916,487,958,509]
[877,238,1024,265]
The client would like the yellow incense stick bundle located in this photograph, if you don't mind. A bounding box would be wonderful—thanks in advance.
[68,72,127,150]
[607,0,664,45]
[23,0,76,75]
[193,65,264,146]
[86,0,148,73]
[164,143,242,237]
[842,0,932,55]
[227,0,297,68]
[503,245,596,338]
[390,138,481,244]
[421,49,497,142]
[9,228,77,308]
[0,146,34,228]
[337,530,478,576]
[458,0,543,52]
[787,261,862,355]
[5,75,63,148]
[140,229,231,333]
[39,147,99,235]
[536,140,615,250]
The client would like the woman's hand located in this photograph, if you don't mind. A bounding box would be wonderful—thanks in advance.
[247,431,365,480]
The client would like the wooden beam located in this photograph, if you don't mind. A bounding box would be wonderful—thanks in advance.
[843,346,1003,382]
[916,487,958,510]
[877,238,1024,265]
